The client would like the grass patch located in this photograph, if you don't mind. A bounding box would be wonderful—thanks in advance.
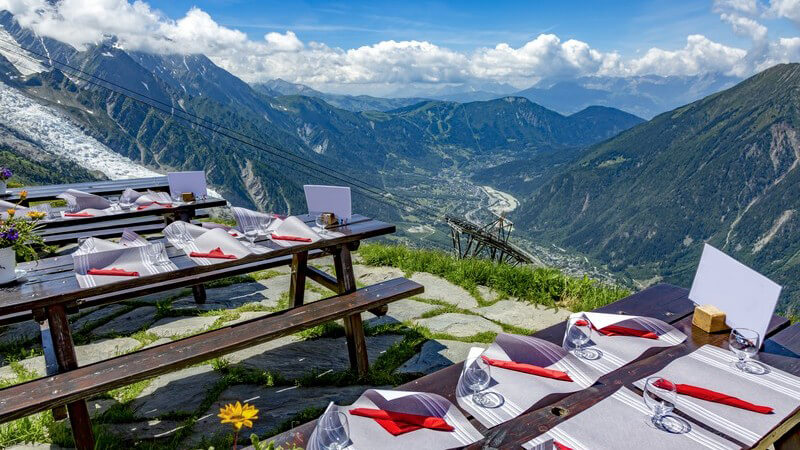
[358,243,629,312]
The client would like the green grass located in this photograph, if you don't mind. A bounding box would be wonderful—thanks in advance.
[358,243,629,312]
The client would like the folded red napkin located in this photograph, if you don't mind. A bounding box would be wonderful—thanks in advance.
[554,442,573,450]
[349,408,454,436]
[64,212,93,217]
[189,247,237,259]
[575,319,658,339]
[654,379,773,414]
[137,202,173,210]
[481,355,572,382]
[87,268,139,277]
[271,234,312,242]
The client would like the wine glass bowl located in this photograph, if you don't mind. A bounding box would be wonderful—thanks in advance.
[244,229,258,248]
[729,328,763,373]
[463,356,492,406]
[643,377,677,427]
[566,317,592,358]
[318,411,349,450]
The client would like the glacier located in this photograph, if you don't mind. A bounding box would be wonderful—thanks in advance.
[0,80,162,179]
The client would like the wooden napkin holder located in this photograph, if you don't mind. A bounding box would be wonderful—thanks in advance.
[692,304,730,333]
[320,212,338,228]
[181,192,195,202]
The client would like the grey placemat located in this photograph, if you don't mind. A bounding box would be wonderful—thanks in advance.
[457,334,604,427]
[634,344,800,446]
[524,387,739,450]
[563,312,687,375]
[73,243,177,288]
[308,389,483,450]
[164,222,268,266]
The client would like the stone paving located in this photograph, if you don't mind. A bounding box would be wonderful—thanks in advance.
[0,261,574,448]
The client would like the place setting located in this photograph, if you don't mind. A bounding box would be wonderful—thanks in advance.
[72,232,177,288]
[456,333,605,427]
[163,220,270,265]
[561,311,687,374]
[56,188,120,218]
[305,389,483,449]
[522,386,741,450]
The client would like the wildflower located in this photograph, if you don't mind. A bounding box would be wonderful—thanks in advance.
[218,401,258,431]
[19,190,27,200]
[6,209,15,217]
[1,228,19,242]
[0,168,11,180]
[26,211,46,220]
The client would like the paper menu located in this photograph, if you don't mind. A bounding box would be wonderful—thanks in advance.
[304,185,352,222]
[167,171,208,198]
[689,243,782,343]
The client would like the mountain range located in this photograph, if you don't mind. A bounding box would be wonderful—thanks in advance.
[507,63,800,311]
[253,74,740,119]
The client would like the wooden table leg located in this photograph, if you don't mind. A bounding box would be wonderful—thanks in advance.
[46,304,95,450]
[289,251,308,308]
[333,245,369,376]
[39,320,67,420]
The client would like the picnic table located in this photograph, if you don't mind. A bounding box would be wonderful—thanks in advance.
[266,283,800,449]
[0,213,424,449]
[1,176,170,205]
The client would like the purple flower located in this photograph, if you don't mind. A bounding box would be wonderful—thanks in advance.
[1,228,18,242]
[0,168,11,180]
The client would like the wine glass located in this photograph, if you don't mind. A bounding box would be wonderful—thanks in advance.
[318,411,349,450]
[170,192,184,206]
[315,213,330,238]
[566,317,592,358]
[146,244,169,266]
[729,328,760,372]
[643,377,677,427]
[257,215,273,237]
[463,356,492,406]
[119,197,133,211]
[245,229,258,248]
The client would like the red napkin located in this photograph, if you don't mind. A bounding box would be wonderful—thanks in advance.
[554,442,573,450]
[271,234,312,242]
[87,268,139,277]
[64,212,93,217]
[654,379,773,414]
[349,408,454,436]
[189,247,237,259]
[575,319,658,340]
[481,355,572,382]
[137,202,173,210]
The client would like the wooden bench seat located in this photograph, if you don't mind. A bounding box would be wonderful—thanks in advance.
[0,277,423,424]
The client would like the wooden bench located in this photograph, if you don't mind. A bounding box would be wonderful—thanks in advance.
[0,277,423,448]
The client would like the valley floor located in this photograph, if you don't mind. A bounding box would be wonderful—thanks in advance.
[0,244,625,449]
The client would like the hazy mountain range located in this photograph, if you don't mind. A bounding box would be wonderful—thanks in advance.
[255,74,740,119]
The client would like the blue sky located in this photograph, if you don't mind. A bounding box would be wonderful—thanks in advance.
[147,0,796,56]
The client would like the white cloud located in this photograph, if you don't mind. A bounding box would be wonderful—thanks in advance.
[0,0,798,94]
[769,0,800,24]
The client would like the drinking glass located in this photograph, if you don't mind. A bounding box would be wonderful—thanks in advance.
[729,328,760,372]
[171,193,184,206]
[318,411,349,450]
[463,356,492,406]
[566,317,592,358]
[146,244,169,266]
[257,215,273,237]
[643,377,676,426]
[119,197,133,211]
[315,214,330,238]
[172,222,189,244]
[245,229,258,248]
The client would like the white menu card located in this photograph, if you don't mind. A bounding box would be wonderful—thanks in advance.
[167,171,208,198]
[304,185,352,222]
[689,243,782,342]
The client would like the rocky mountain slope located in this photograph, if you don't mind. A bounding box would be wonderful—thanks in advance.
[515,64,800,309]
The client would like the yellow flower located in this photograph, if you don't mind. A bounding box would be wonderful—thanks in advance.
[19,190,27,200]
[218,401,258,431]
[6,209,15,217]
[26,211,46,220]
